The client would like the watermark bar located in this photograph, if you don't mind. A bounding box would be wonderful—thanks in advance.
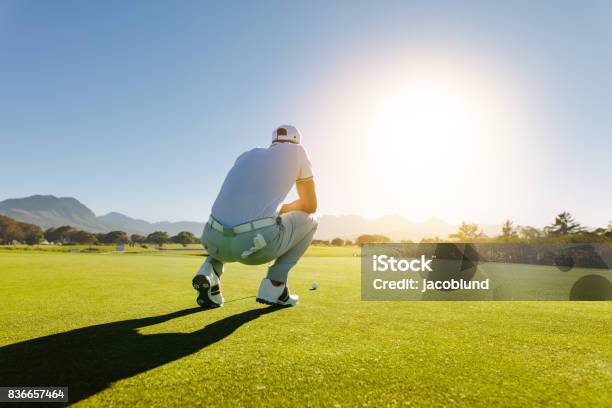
[0,387,68,403]
[361,243,612,301]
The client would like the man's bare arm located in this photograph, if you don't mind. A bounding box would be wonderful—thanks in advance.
[279,178,317,214]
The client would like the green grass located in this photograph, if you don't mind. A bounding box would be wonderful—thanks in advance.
[0,251,610,407]
[0,243,203,254]
[302,245,360,257]
[0,244,354,256]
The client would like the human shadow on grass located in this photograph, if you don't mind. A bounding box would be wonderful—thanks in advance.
[0,306,281,405]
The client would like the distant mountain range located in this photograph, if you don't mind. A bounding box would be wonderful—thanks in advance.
[0,195,501,240]
[96,212,205,237]
[0,195,205,236]
[0,195,110,232]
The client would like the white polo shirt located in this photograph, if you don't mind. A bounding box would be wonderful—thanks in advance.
[211,142,314,226]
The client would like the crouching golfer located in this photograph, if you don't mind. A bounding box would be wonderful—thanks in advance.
[192,125,318,308]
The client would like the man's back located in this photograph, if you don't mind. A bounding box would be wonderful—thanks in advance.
[194,125,317,309]
[211,142,313,226]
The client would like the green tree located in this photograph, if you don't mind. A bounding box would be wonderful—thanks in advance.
[593,222,612,240]
[420,236,444,243]
[130,234,146,247]
[0,215,23,244]
[100,231,129,244]
[331,237,345,246]
[44,226,75,244]
[355,234,391,245]
[43,227,56,243]
[68,230,97,245]
[544,212,584,236]
[18,222,44,245]
[499,220,518,241]
[449,222,486,242]
[171,231,197,247]
[146,231,170,248]
[518,225,542,240]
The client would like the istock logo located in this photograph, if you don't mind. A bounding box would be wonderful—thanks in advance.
[372,255,433,272]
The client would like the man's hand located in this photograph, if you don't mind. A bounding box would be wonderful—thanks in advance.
[279,178,317,214]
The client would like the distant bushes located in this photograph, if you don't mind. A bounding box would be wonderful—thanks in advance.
[438,213,611,244]
[0,214,200,248]
[356,234,392,245]
[2,211,610,248]
[313,212,611,247]
[311,238,355,246]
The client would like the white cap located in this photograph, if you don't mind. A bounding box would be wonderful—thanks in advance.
[272,125,301,144]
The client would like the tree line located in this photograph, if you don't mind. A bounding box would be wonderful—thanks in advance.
[423,212,611,244]
[0,215,200,247]
[324,212,612,245]
[2,211,610,247]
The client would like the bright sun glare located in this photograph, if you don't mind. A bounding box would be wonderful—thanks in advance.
[368,75,491,174]
[358,67,525,220]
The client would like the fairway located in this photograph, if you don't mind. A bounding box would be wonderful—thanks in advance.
[1,250,611,407]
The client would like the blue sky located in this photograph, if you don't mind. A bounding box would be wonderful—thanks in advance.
[1,0,611,227]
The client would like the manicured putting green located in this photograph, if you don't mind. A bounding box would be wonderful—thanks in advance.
[0,250,610,406]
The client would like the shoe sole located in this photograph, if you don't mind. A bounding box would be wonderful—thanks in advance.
[192,275,222,309]
[256,297,296,307]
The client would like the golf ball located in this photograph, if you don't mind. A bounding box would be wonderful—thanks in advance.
[311,282,318,290]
